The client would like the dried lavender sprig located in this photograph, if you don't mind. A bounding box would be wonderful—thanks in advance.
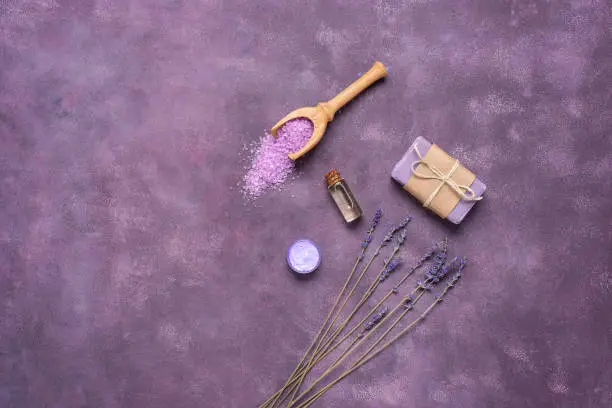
[361,208,383,251]
[424,240,449,283]
[294,259,467,408]
[363,307,389,331]
[381,215,412,246]
[373,229,411,284]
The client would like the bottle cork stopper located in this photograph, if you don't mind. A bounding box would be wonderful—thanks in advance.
[325,169,343,186]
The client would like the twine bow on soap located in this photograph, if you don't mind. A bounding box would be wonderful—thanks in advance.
[411,145,483,209]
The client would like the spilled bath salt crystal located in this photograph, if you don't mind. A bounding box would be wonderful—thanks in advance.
[242,118,313,199]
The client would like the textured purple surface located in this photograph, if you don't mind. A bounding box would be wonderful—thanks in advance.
[1,1,611,407]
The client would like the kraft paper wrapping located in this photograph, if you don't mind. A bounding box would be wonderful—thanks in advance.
[403,144,477,219]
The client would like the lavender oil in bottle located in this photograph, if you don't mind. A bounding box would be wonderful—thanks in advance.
[325,169,362,223]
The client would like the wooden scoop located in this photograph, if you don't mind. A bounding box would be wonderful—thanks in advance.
[271,61,388,160]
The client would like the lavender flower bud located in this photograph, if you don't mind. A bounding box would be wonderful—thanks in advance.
[381,215,411,246]
[421,249,434,261]
[379,259,401,282]
[387,259,400,273]
[447,258,466,287]
[363,307,389,331]
[415,239,445,267]
[382,227,396,244]
[372,208,383,225]
[439,256,466,282]
[361,208,383,249]
[395,228,409,248]
[398,215,412,229]
[424,251,448,283]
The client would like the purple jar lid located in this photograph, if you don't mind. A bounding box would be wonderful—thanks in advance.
[287,239,321,275]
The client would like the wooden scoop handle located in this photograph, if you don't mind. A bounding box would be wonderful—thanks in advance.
[320,61,387,119]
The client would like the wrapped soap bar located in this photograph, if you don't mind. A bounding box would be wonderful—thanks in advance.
[391,137,486,224]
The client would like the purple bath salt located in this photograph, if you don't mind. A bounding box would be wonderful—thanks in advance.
[242,118,313,199]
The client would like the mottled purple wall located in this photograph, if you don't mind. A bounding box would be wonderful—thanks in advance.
[1,1,611,407]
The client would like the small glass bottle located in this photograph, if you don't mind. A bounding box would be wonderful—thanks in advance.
[325,169,362,223]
